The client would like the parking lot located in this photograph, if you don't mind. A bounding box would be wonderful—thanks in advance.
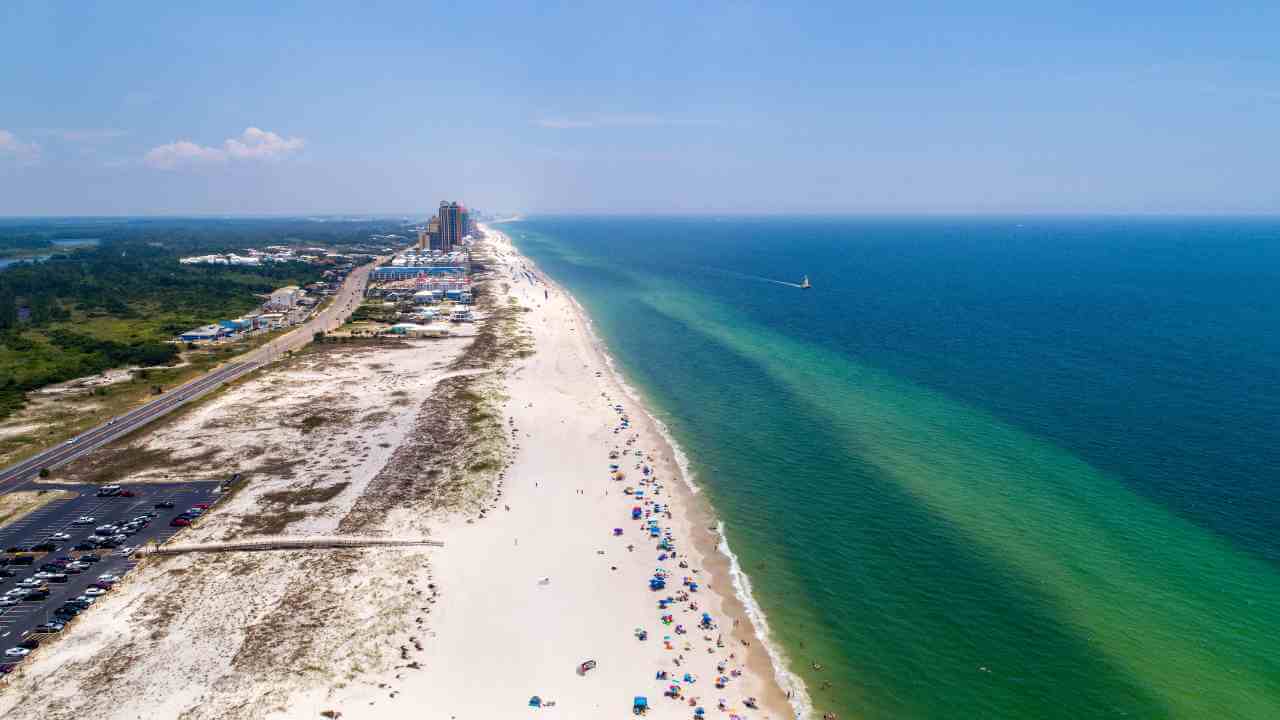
[0,480,220,663]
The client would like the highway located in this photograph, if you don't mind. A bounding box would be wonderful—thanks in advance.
[0,258,380,492]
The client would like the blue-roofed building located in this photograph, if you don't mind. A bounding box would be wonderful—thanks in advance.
[370,265,465,281]
[178,324,232,343]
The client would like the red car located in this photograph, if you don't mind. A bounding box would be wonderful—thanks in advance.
[193,503,211,510]
[170,518,191,527]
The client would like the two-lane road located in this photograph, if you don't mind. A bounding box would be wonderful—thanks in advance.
[0,258,381,491]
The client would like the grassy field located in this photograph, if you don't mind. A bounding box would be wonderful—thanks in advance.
[0,328,292,469]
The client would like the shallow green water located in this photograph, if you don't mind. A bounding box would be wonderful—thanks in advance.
[507,217,1280,719]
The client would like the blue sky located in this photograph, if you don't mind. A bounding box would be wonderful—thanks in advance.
[1,1,1278,215]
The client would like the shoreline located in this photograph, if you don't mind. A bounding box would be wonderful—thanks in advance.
[497,225,808,718]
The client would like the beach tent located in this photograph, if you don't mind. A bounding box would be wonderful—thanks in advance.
[529,696,542,708]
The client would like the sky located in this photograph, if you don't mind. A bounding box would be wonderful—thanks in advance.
[1,1,1279,216]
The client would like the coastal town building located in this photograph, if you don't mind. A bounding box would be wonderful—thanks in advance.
[267,286,302,309]
[177,324,232,343]
[427,216,442,252]
[439,201,467,254]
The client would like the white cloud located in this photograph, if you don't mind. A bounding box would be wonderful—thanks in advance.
[223,127,305,159]
[0,129,40,162]
[144,140,228,169]
[143,127,305,169]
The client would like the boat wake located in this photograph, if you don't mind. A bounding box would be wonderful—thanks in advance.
[703,266,805,288]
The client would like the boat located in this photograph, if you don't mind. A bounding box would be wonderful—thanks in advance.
[800,275,811,289]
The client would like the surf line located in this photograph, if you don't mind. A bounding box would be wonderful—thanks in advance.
[700,266,804,288]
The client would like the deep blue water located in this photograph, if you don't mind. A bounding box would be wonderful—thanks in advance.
[508,216,1280,719]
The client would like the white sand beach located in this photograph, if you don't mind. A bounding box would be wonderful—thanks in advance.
[314,227,794,718]
[0,227,795,720]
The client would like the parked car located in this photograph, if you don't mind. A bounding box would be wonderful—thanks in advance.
[170,518,191,527]
[72,542,97,551]
[47,532,71,541]
[94,525,119,536]
[118,490,136,498]
[83,587,107,597]
[78,554,101,563]
[34,622,64,633]
[72,516,95,525]
[47,573,68,583]
[97,485,121,497]
[0,597,20,607]
[193,503,211,510]
[23,590,49,601]
[154,501,175,509]
[30,542,59,552]
[3,648,30,658]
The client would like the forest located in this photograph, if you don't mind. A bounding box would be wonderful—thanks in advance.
[0,217,405,418]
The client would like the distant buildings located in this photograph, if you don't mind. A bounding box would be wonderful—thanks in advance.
[178,253,262,266]
[438,201,471,254]
[175,283,314,344]
[427,216,442,252]
[267,286,303,309]
[369,265,466,281]
[178,324,233,343]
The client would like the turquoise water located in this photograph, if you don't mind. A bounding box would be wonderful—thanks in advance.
[506,217,1280,719]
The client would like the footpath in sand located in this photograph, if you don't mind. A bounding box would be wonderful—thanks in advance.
[0,229,794,720]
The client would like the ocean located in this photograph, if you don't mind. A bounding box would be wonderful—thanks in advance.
[506,216,1280,719]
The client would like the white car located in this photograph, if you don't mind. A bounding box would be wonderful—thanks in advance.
[73,595,96,605]
[4,647,30,657]
[72,516,95,525]
[4,589,28,598]
[117,547,137,556]
[0,597,19,606]
[33,571,56,579]
[83,587,107,597]
[48,532,71,541]
[98,574,121,583]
